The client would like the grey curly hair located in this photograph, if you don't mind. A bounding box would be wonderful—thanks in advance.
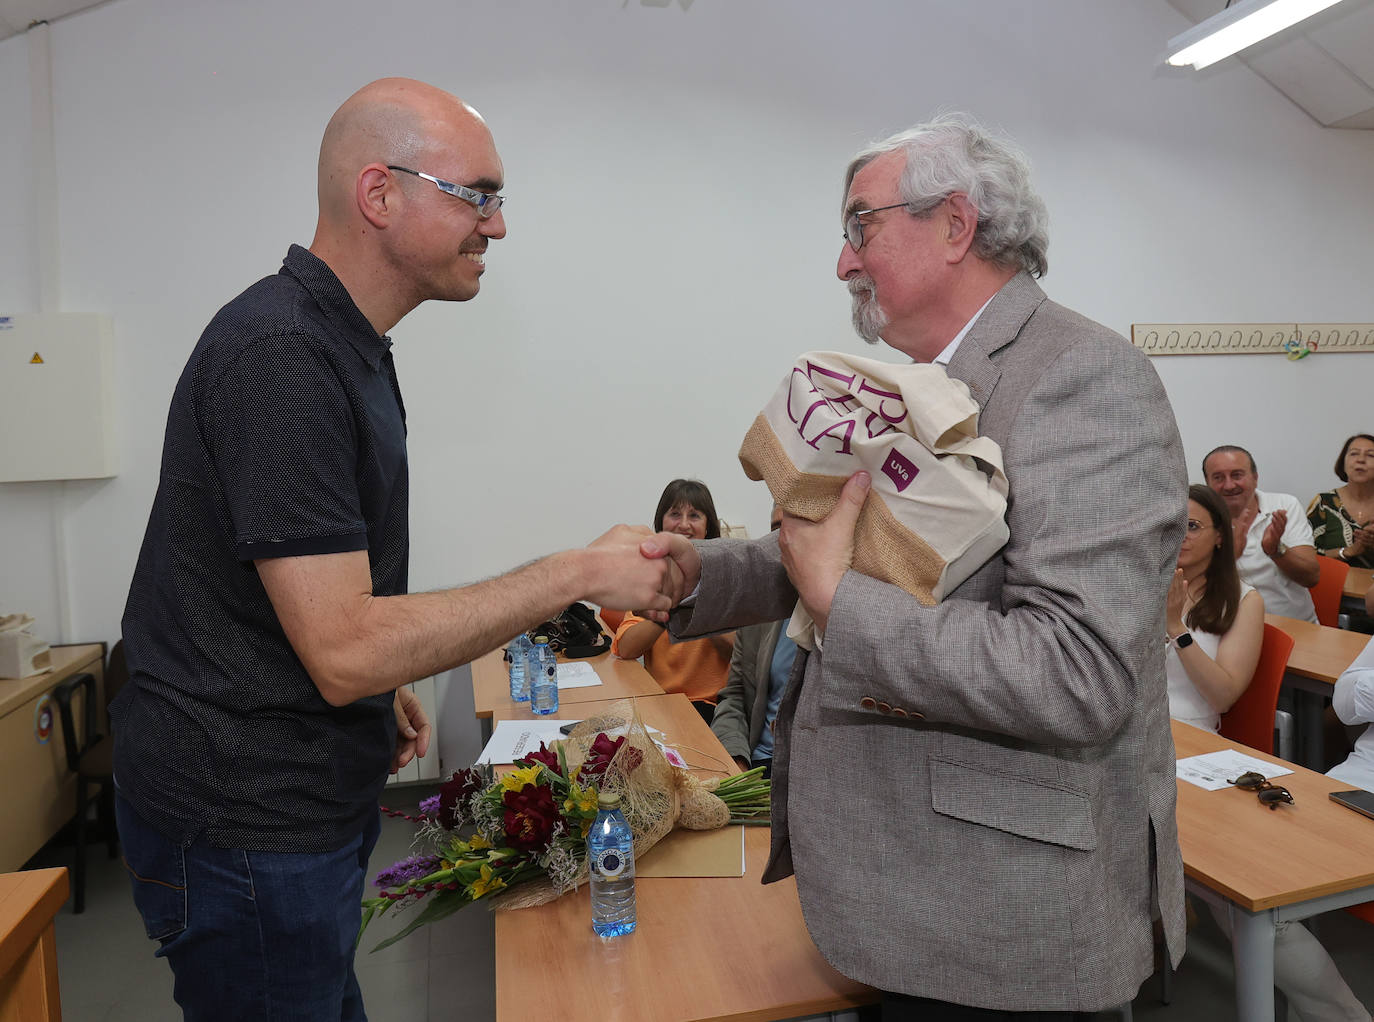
[844,114,1049,278]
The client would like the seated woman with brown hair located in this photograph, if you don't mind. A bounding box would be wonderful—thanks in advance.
[1173,484,1370,1022]
[1307,433,1374,569]
[1166,484,1264,731]
[611,479,733,721]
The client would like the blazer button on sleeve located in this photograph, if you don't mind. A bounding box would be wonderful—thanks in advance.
[859,697,877,710]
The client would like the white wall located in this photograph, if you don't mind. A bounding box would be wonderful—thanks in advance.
[2,0,1372,764]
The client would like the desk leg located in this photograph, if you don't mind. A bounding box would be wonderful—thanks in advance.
[1229,904,1276,1022]
[1300,689,1325,771]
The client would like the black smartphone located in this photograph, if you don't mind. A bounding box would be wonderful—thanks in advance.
[1328,789,1374,821]
[558,721,581,735]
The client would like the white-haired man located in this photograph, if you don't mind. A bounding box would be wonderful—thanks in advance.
[649,115,1188,1019]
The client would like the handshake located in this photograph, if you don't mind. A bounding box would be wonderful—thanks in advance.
[580,525,702,622]
[574,470,873,637]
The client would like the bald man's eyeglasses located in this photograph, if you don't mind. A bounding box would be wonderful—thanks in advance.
[387,166,504,218]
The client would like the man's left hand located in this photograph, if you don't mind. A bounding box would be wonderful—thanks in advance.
[1261,509,1288,558]
[779,471,870,636]
[391,686,432,773]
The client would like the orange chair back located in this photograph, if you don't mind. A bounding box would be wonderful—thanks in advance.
[598,607,627,634]
[1308,555,1350,628]
[1219,623,1296,754]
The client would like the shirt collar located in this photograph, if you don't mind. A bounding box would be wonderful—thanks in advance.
[933,294,997,366]
[280,244,393,371]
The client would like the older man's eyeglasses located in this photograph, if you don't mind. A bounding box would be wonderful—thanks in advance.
[843,203,910,252]
[387,166,504,218]
[1228,771,1295,810]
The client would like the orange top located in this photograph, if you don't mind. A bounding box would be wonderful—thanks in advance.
[611,612,730,703]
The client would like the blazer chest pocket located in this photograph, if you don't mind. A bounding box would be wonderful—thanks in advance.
[929,757,1098,851]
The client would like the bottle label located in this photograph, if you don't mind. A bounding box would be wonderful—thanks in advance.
[594,846,629,878]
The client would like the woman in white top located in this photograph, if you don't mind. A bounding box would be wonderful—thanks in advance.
[1166,485,1264,732]
[1172,486,1371,1022]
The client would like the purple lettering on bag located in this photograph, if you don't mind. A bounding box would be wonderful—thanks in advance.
[807,418,856,455]
[882,449,919,492]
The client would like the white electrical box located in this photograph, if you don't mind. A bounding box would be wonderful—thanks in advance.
[0,313,118,482]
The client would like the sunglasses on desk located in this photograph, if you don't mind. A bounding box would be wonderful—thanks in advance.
[1228,771,1295,810]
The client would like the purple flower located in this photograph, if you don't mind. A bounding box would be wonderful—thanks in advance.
[374,854,442,889]
[418,794,441,818]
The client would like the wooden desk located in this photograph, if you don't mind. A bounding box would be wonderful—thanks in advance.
[0,868,68,1020]
[0,644,104,872]
[1173,721,1374,1022]
[492,692,876,1021]
[1342,566,1371,603]
[1265,613,1369,687]
[471,646,664,725]
[1263,614,1369,767]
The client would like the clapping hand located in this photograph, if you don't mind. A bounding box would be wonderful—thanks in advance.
[1260,510,1288,558]
[1165,568,1189,636]
[1349,523,1374,557]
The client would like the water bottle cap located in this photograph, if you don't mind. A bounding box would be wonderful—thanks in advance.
[597,790,622,810]
[533,635,551,645]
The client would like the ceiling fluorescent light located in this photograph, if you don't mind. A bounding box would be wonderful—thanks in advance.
[1166,0,1348,69]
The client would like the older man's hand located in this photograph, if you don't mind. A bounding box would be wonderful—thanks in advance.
[779,471,870,635]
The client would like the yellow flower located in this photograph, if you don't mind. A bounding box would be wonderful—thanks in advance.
[500,765,542,792]
[468,833,492,850]
[469,863,507,899]
[563,781,599,816]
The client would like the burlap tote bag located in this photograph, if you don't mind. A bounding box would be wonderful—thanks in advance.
[738,351,1009,647]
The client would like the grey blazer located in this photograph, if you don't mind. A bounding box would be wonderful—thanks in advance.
[710,619,786,763]
[674,273,1187,1011]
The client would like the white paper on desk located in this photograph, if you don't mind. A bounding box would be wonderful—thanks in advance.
[478,720,571,764]
[1176,750,1294,791]
[478,719,671,765]
[555,662,602,690]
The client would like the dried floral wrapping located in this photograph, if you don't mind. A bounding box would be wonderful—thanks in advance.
[358,699,770,950]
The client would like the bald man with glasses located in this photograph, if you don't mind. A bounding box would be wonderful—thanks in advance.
[115,78,677,1019]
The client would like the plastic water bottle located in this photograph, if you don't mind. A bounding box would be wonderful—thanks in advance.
[508,633,533,702]
[588,790,636,936]
[529,637,559,716]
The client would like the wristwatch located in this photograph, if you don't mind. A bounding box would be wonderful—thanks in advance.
[1169,632,1195,651]
[1276,542,1289,557]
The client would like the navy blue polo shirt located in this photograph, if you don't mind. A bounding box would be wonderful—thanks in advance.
[116,245,408,852]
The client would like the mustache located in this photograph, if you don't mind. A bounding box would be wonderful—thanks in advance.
[848,275,876,300]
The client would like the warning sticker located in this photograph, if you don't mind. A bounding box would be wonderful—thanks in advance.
[30,352,44,364]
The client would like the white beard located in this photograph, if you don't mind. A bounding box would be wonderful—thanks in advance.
[848,276,887,345]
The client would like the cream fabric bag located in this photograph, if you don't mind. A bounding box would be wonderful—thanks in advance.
[738,351,1009,648]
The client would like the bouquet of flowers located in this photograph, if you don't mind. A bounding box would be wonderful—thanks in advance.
[359,699,770,951]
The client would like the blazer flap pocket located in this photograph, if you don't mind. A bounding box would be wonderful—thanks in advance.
[930,757,1097,851]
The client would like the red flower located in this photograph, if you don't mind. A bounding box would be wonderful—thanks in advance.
[438,767,485,828]
[580,732,642,781]
[519,741,562,777]
[502,782,559,852]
